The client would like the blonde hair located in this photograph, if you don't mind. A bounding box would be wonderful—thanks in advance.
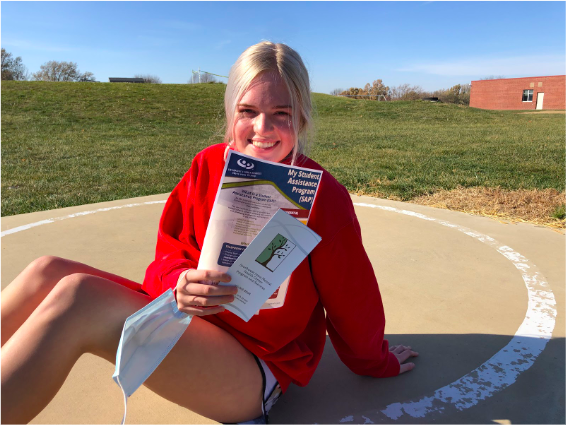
[224,41,312,164]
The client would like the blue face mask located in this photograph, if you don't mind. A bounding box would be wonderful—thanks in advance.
[113,289,193,424]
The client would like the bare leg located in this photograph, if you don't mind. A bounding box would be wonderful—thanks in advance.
[1,256,141,346]
[1,273,262,424]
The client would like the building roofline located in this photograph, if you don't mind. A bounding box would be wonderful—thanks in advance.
[471,75,566,83]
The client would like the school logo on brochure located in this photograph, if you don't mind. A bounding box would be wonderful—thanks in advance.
[255,234,296,272]
[237,158,255,170]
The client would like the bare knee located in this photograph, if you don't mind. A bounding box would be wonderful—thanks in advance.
[3,256,79,307]
[13,274,104,359]
[35,273,94,319]
[28,255,74,279]
[37,273,140,359]
[25,256,80,294]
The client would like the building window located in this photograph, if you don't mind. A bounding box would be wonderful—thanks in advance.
[522,89,533,102]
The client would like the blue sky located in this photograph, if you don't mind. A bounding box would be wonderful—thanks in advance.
[2,1,565,93]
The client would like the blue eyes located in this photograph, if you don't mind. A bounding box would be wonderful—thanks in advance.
[238,109,290,117]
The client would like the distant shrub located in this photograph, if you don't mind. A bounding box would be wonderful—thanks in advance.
[433,84,470,106]
[389,84,427,101]
[134,74,162,84]
[552,204,566,220]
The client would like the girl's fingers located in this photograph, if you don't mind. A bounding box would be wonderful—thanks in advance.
[176,291,236,316]
[177,304,227,316]
[389,345,413,354]
[184,269,232,284]
[175,270,238,315]
[179,293,235,307]
[399,362,415,374]
[181,282,238,297]
[396,349,419,363]
[389,344,419,375]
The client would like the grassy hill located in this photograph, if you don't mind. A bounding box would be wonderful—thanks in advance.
[2,81,565,225]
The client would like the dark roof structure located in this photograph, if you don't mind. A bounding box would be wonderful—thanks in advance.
[109,78,145,83]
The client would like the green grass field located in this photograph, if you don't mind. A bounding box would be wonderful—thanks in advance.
[2,81,565,218]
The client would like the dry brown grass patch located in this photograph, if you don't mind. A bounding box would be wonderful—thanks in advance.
[412,187,566,229]
[518,110,566,114]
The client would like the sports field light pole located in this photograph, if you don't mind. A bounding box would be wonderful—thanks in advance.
[191,68,228,83]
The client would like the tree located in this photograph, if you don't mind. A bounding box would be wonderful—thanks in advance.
[389,84,425,101]
[256,234,292,272]
[432,83,471,105]
[32,61,95,82]
[330,88,343,96]
[340,80,389,100]
[77,72,95,82]
[1,48,28,81]
[189,72,217,84]
[369,79,389,100]
[480,75,505,80]
[201,72,216,83]
[134,74,162,84]
[348,87,360,98]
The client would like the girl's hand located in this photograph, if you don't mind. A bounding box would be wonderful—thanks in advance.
[175,269,237,316]
[390,344,419,374]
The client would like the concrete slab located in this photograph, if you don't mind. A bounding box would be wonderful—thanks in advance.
[1,194,564,424]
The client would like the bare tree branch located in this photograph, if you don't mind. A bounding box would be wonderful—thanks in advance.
[32,61,95,82]
[188,72,217,84]
[1,48,28,81]
[480,75,506,80]
[389,84,426,101]
[134,74,162,84]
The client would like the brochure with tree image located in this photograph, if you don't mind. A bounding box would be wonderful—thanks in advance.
[222,209,321,322]
[256,234,296,272]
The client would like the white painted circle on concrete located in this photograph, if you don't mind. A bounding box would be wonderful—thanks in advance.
[1,200,557,423]
[0,201,167,238]
[345,203,557,423]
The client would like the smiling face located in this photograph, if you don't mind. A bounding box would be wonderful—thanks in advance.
[232,72,297,163]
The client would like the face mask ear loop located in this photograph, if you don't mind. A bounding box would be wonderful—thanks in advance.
[115,375,128,425]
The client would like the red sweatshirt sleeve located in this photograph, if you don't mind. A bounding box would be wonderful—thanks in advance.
[142,160,202,298]
[310,217,400,378]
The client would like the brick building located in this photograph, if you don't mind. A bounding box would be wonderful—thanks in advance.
[470,75,565,110]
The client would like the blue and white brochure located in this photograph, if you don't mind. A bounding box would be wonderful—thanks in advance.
[198,151,322,311]
[223,209,321,322]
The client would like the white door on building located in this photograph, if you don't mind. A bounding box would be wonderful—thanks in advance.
[536,92,544,110]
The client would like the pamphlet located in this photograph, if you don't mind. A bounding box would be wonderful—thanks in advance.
[222,209,321,322]
[198,150,323,310]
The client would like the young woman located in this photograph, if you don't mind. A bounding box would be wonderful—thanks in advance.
[1,41,418,425]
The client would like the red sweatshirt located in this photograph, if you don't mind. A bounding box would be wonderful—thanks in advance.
[142,143,400,392]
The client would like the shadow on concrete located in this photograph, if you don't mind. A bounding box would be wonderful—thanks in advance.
[269,334,566,424]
